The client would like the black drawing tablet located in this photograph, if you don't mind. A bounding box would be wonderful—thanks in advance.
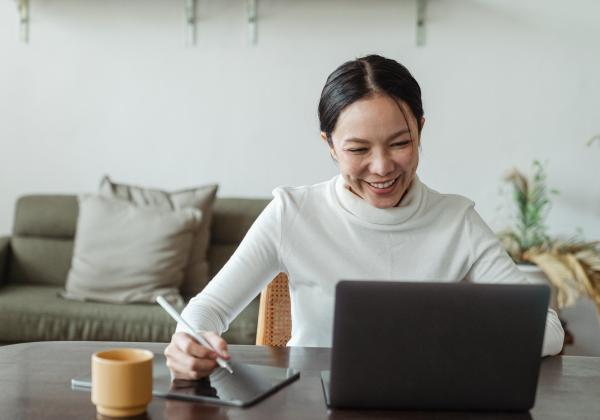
[71,353,300,407]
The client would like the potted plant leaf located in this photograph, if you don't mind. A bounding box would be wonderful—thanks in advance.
[498,160,600,312]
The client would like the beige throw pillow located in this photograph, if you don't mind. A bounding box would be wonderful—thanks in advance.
[62,195,202,305]
[99,176,218,297]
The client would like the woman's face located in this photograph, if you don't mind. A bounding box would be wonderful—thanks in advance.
[324,94,422,209]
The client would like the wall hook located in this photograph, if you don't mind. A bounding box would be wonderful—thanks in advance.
[15,0,29,43]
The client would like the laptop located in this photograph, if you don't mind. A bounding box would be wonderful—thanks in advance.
[321,281,550,411]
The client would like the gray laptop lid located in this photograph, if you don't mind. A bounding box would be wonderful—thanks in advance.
[324,281,550,411]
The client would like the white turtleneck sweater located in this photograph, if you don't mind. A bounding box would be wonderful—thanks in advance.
[179,176,564,356]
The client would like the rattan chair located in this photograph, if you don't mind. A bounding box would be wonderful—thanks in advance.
[255,273,292,346]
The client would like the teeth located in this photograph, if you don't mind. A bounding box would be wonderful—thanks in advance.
[368,178,396,189]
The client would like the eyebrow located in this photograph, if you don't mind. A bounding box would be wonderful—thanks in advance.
[342,129,411,144]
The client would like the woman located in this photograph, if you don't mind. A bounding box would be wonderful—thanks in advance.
[165,55,565,379]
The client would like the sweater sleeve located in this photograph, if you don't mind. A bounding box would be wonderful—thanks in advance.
[464,207,564,357]
[176,195,284,336]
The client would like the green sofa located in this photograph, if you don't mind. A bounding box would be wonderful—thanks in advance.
[0,194,269,345]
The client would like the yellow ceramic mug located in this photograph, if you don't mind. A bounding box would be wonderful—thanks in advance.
[91,348,154,417]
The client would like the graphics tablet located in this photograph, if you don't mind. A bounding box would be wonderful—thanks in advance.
[72,353,300,407]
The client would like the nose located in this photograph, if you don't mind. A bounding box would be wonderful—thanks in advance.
[369,149,395,177]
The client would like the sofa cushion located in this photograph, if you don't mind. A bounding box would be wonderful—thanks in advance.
[100,176,218,298]
[62,195,201,305]
[211,198,270,245]
[208,244,240,279]
[0,284,176,342]
[0,284,259,344]
[8,237,74,286]
[12,195,78,238]
[8,195,77,285]
[0,236,9,284]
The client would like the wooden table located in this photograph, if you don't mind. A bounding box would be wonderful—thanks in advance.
[1,341,599,419]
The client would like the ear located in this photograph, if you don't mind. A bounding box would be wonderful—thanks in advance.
[321,132,338,160]
[417,118,425,146]
[320,132,328,144]
[330,148,338,161]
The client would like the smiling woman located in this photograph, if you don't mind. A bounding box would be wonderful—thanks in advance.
[318,55,424,209]
[325,95,419,208]
[164,55,565,381]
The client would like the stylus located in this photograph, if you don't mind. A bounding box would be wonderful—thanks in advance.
[156,296,234,374]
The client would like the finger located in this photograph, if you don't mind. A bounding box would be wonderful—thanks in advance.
[166,346,217,379]
[167,342,216,370]
[166,334,218,372]
[173,332,214,359]
[203,331,230,359]
[169,358,217,380]
[168,359,214,380]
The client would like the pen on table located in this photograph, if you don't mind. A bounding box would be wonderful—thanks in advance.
[156,296,234,374]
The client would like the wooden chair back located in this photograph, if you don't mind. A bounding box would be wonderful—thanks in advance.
[255,273,292,346]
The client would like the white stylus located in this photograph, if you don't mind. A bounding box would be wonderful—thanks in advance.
[156,296,234,374]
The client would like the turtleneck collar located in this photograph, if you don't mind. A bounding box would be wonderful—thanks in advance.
[334,174,425,225]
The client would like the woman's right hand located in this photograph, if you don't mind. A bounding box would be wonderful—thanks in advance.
[164,331,230,380]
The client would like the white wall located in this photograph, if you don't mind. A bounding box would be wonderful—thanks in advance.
[1,0,599,239]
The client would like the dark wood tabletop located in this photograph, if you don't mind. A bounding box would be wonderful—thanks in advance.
[0,341,599,420]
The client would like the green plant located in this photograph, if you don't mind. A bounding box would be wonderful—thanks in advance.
[499,160,556,257]
[498,161,600,309]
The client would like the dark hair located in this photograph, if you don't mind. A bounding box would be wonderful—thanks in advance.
[318,55,423,145]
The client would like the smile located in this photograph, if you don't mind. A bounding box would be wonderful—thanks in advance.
[365,177,398,189]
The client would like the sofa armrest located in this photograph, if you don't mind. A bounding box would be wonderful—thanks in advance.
[0,236,10,286]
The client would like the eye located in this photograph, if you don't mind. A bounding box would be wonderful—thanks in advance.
[391,140,411,148]
[345,148,368,154]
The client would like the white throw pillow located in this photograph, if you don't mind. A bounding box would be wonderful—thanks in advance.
[99,176,218,298]
[62,195,202,305]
